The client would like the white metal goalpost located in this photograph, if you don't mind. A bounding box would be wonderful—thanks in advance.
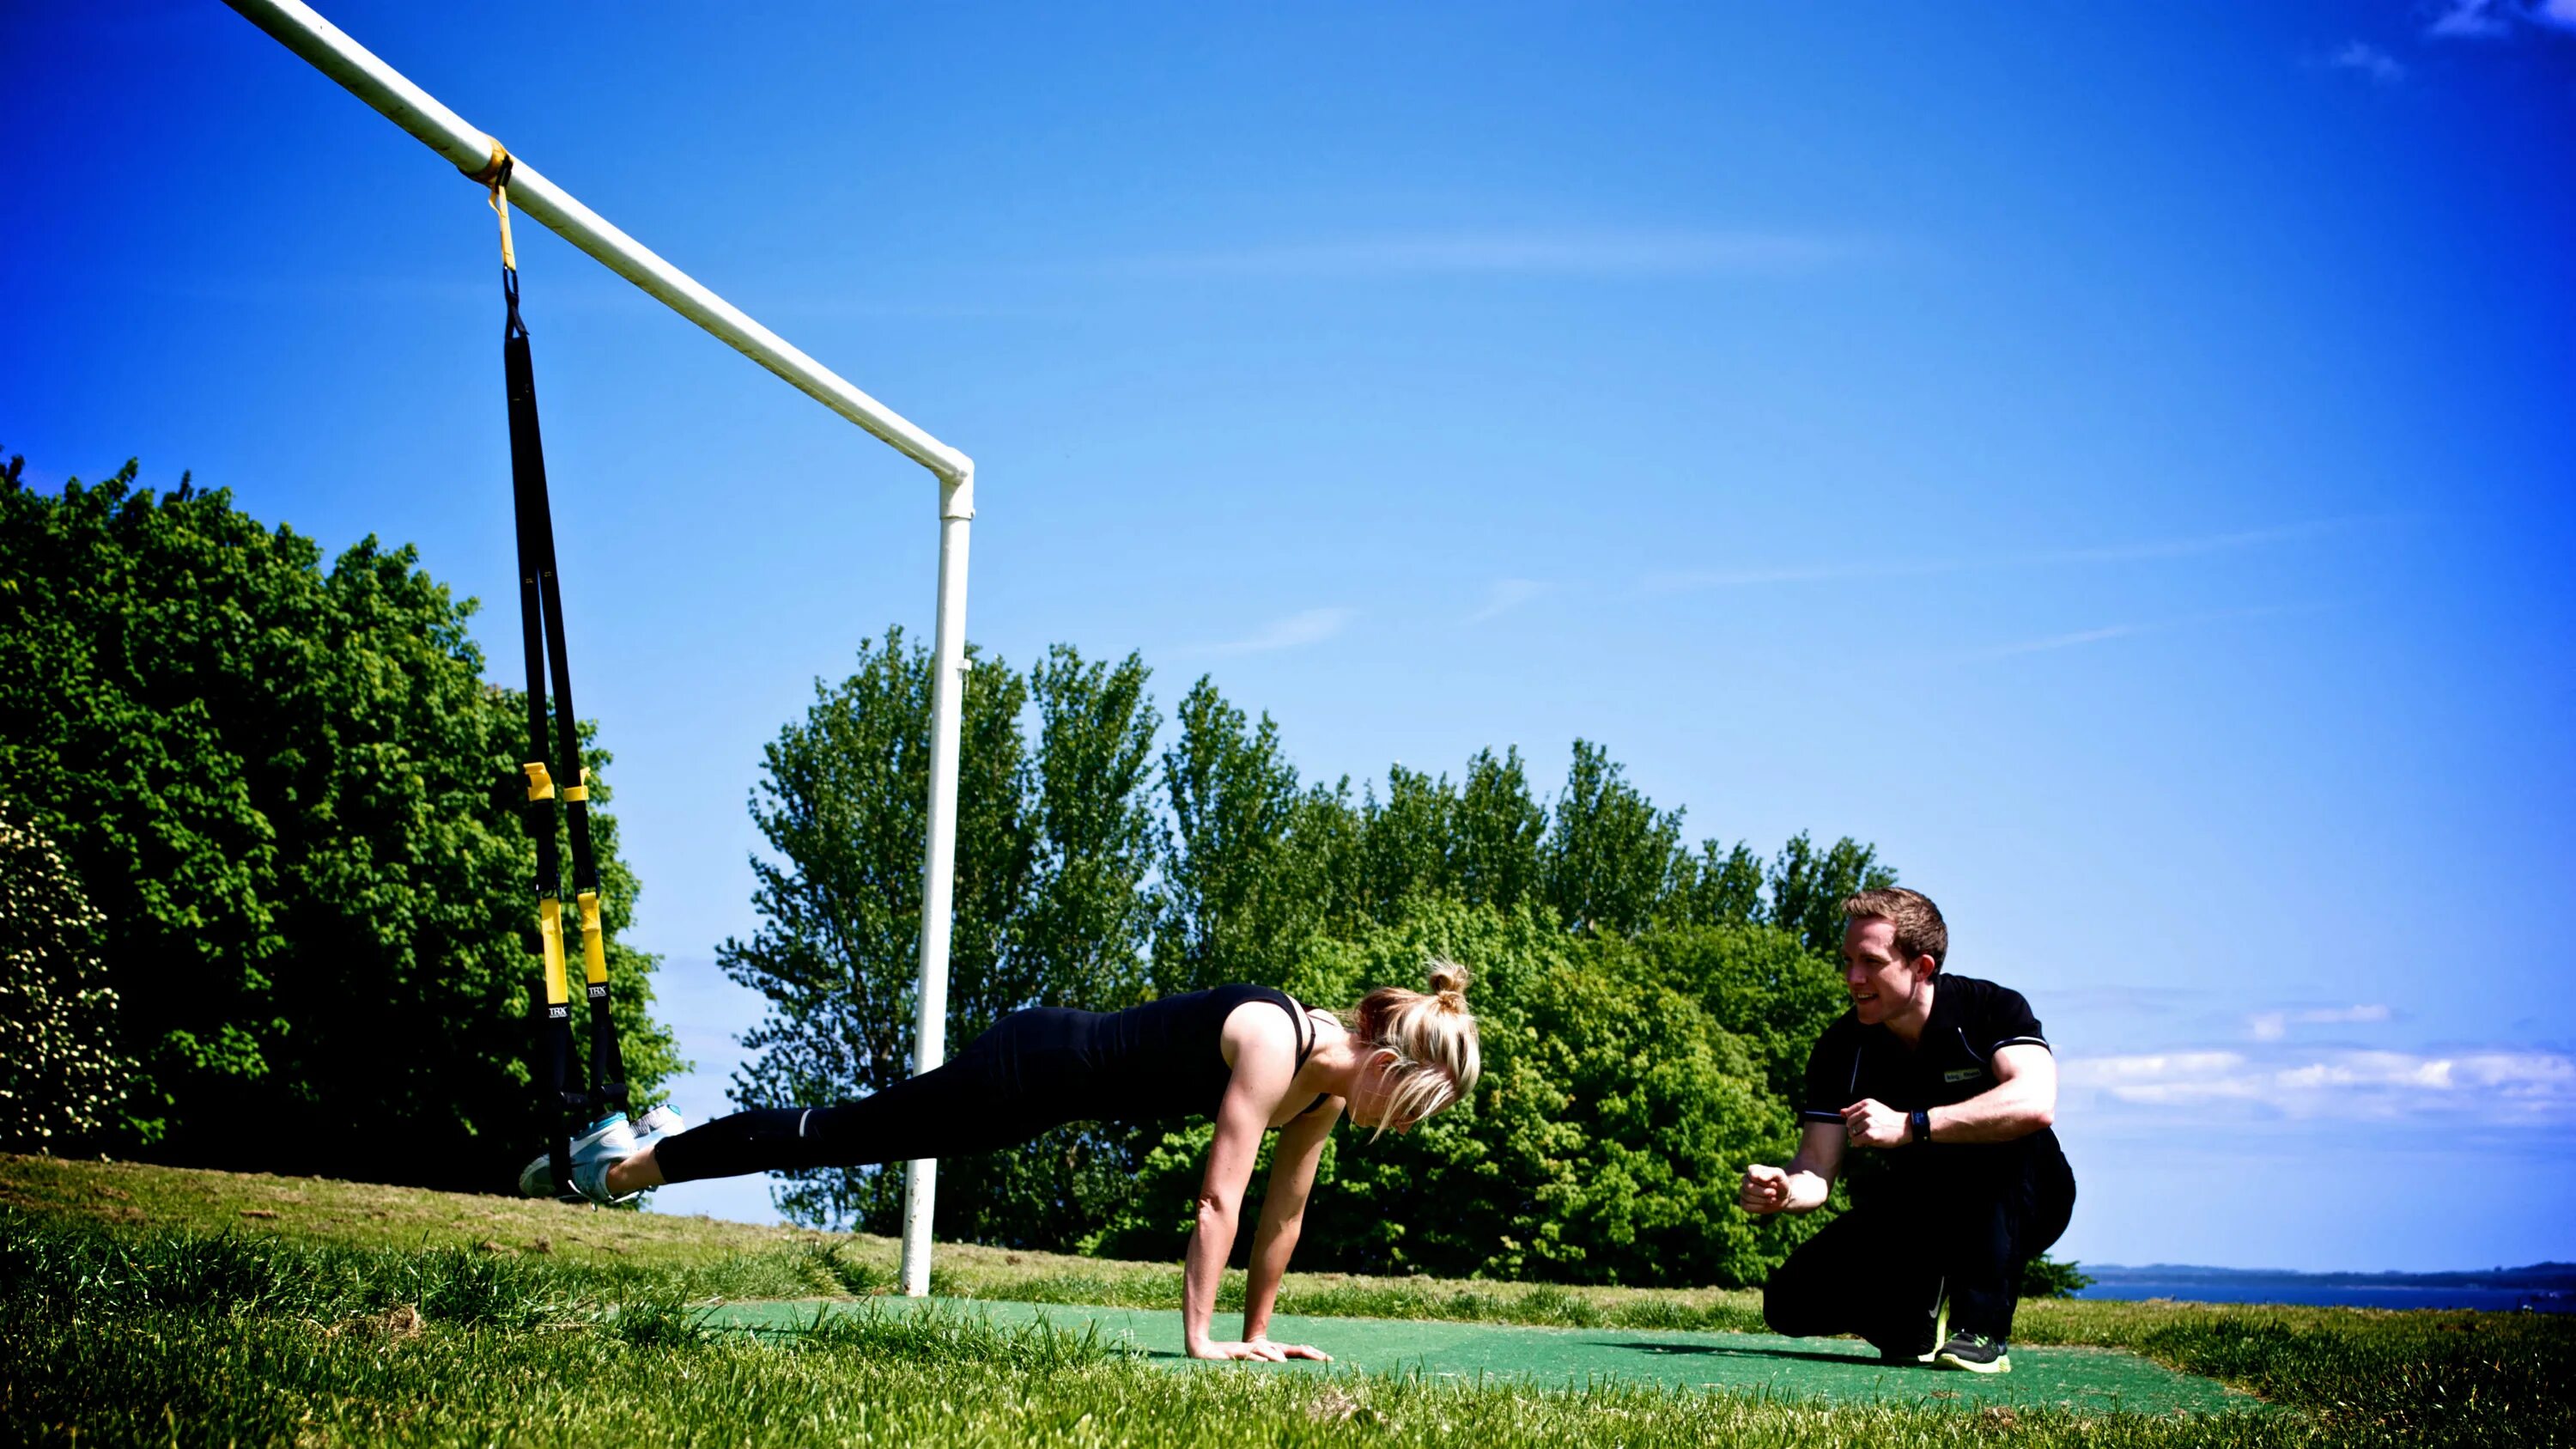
[221,0,969,1297]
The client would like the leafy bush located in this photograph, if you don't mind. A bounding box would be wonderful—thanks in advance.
[1083,904,1821,1287]
[0,457,675,1188]
[2022,1254,2094,1299]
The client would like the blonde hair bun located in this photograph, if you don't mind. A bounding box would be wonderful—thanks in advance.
[1427,958,1471,999]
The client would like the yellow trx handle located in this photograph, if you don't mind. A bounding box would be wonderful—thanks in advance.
[522,761,556,801]
[538,897,569,1008]
[577,890,608,986]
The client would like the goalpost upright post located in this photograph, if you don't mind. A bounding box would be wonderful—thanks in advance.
[221,0,969,1297]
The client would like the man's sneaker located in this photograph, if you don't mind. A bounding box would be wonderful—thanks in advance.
[516,1115,640,1205]
[1933,1332,2012,1374]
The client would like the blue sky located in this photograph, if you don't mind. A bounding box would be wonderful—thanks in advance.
[7,2,2573,1272]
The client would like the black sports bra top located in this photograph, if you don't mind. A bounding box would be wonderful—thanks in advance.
[1072,983,1334,1125]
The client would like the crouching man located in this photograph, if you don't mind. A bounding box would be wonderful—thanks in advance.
[1741,887,2075,1373]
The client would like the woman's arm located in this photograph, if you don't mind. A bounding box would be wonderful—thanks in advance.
[1182,1020,1295,1361]
[1238,1102,1338,1360]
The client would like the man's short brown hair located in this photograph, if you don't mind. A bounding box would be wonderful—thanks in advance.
[1842,886,1947,971]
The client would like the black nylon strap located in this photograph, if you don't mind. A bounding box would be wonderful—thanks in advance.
[504,259,629,1196]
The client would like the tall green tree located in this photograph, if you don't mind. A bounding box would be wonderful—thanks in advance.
[1016,646,1160,1015]
[720,629,1042,1234]
[1453,746,1549,916]
[1664,838,1767,928]
[1152,678,1321,993]
[0,458,673,1188]
[1352,764,1456,924]
[1542,740,1683,936]
[1764,831,1896,953]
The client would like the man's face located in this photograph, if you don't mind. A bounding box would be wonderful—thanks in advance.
[1843,916,1930,1027]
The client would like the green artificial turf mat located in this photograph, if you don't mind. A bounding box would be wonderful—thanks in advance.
[708,1298,2262,1415]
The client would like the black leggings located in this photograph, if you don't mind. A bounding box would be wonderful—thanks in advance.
[1764,1148,2075,1349]
[653,1009,1107,1184]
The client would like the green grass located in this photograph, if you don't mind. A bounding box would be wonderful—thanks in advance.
[4,1154,2572,1446]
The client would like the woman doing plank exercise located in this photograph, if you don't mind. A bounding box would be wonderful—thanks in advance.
[526,964,1481,1361]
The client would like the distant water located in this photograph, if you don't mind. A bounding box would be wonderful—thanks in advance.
[2075,1265,2576,1313]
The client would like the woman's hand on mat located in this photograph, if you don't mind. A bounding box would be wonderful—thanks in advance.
[1191,1337,1332,1361]
[1840,1098,1910,1149]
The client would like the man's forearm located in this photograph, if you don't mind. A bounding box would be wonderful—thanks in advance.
[1928,1084,2054,1143]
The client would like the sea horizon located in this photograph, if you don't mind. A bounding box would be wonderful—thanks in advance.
[2071,1259,2576,1313]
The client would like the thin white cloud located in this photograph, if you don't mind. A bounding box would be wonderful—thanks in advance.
[1643,518,2376,594]
[2328,40,2408,82]
[2427,0,2518,38]
[1951,603,2327,664]
[2062,1044,2576,1123]
[2251,1003,2391,1041]
[2424,0,2576,36]
[1116,229,1874,279]
[1959,624,2148,661]
[1465,578,1547,625]
[1184,606,1357,658]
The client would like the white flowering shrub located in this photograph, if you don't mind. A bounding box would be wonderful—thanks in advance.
[0,800,135,1153]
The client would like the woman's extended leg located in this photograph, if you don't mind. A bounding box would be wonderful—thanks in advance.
[611,1021,1084,1196]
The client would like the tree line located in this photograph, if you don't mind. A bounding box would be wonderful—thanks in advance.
[3,455,1899,1288]
[723,630,1897,1285]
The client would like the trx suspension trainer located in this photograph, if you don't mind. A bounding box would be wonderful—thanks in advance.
[482,149,658,1197]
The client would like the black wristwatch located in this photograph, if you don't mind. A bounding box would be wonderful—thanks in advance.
[1909,1109,1932,1146]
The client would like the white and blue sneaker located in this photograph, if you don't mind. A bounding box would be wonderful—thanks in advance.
[631,1105,687,1149]
[517,1114,640,1204]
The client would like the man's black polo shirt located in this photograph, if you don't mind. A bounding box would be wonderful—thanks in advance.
[1799,973,2065,1196]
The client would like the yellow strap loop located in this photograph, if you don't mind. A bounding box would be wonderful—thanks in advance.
[464,138,511,186]
[522,761,556,802]
[488,159,518,273]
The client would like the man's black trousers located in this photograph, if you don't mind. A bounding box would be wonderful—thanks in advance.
[1763,1146,2076,1352]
